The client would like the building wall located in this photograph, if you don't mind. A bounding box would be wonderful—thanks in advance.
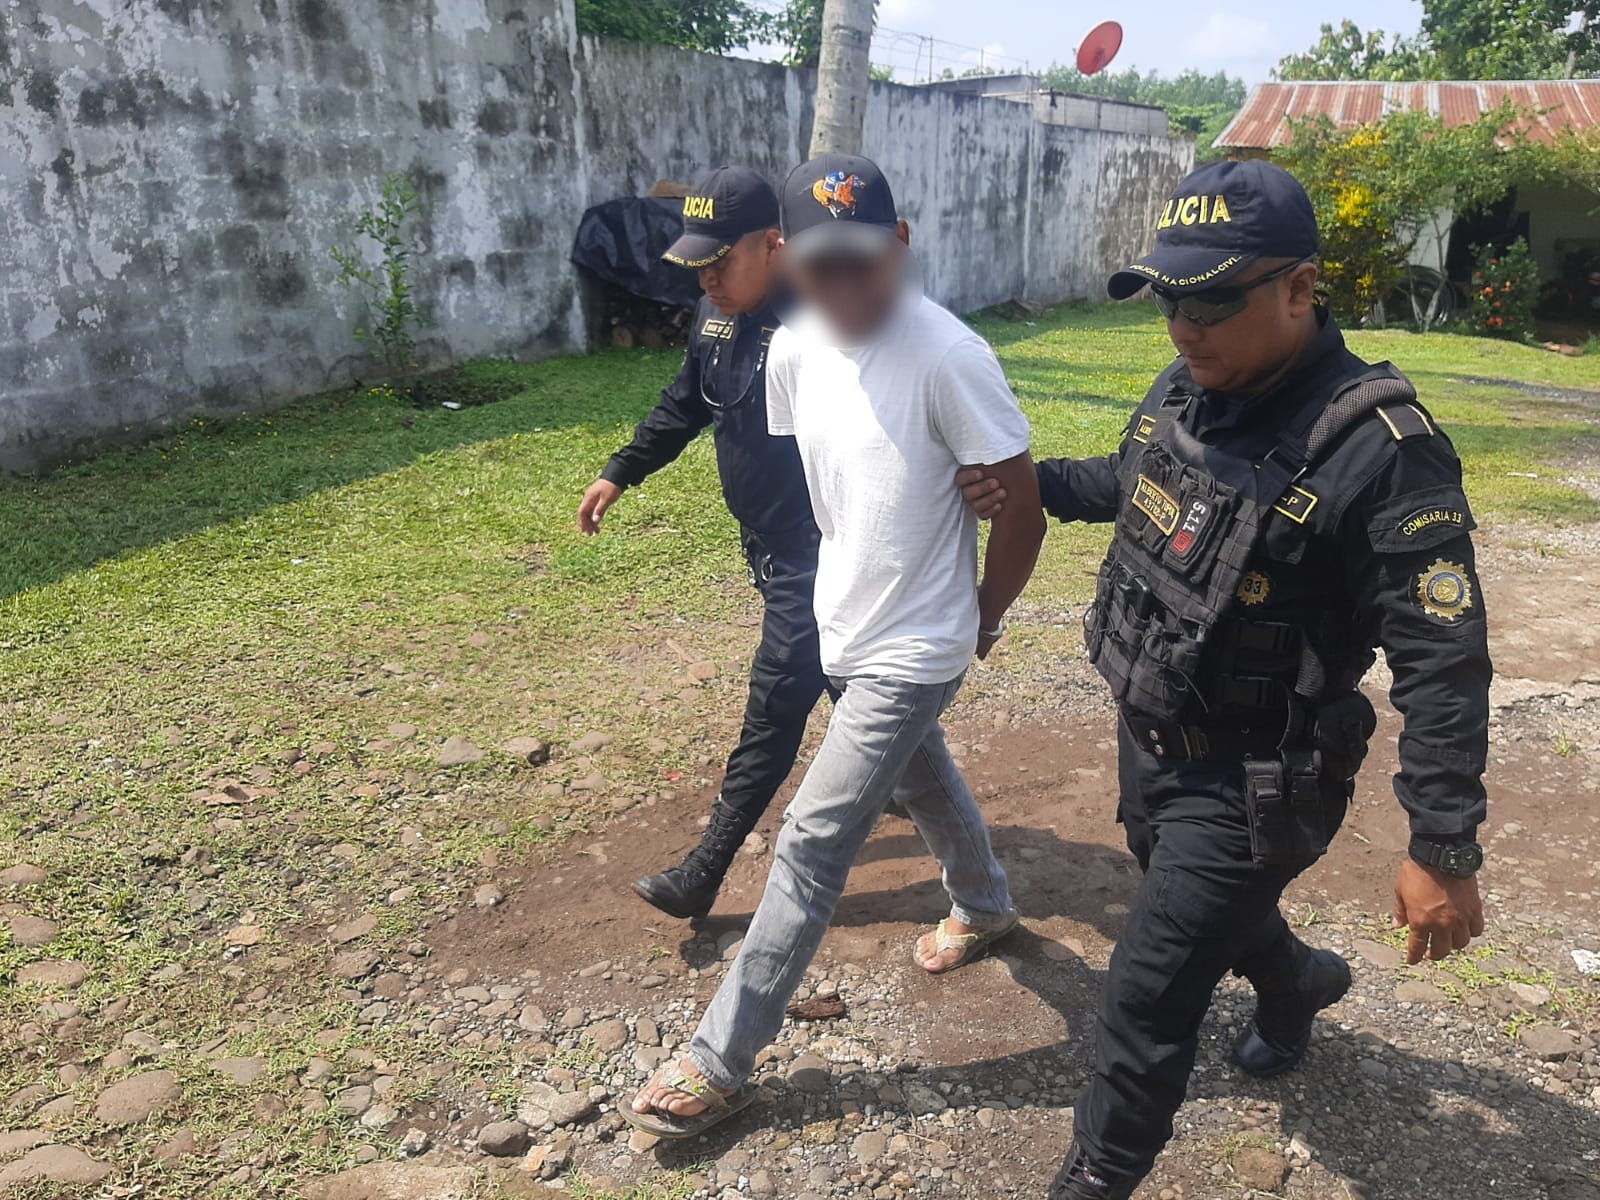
[1516,183,1600,280]
[1,2,1193,473]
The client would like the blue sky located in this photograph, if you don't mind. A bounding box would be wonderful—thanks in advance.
[859,0,1427,85]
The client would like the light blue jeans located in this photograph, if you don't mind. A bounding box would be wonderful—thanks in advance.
[688,671,1015,1090]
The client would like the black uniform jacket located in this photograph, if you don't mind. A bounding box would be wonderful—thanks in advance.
[601,295,815,539]
[1039,315,1491,845]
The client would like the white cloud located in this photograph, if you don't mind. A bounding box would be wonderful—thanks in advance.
[1183,11,1279,64]
[878,0,928,24]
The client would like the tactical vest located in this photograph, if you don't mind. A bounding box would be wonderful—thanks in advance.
[1085,363,1423,721]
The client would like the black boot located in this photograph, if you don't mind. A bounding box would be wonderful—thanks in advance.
[632,799,757,920]
[1231,947,1352,1079]
[1050,1143,1137,1200]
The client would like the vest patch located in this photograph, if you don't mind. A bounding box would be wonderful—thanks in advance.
[1272,485,1319,525]
[700,317,735,340]
[1236,570,1272,606]
[1132,476,1180,535]
[1132,414,1159,445]
[1169,498,1213,558]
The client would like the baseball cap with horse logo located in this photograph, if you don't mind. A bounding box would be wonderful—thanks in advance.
[781,153,901,261]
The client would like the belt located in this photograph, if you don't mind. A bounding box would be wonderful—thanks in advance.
[1121,709,1290,763]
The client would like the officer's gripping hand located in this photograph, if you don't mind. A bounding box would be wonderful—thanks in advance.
[578,479,624,535]
[1393,859,1485,964]
[956,467,1006,520]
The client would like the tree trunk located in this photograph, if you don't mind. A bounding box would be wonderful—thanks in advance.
[809,0,875,157]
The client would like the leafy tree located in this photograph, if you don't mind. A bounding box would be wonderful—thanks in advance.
[574,0,773,53]
[774,0,824,67]
[1275,20,1439,80]
[1421,0,1593,78]
[1277,106,1535,325]
[1276,2,1599,81]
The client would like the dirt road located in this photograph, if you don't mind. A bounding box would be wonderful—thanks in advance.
[356,530,1600,1200]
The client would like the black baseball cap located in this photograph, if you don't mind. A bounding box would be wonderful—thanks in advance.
[780,153,900,261]
[1107,160,1320,300]
[661,166,780,270]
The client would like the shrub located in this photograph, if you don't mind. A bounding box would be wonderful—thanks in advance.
[1469,238,1539,341]
[332,174,429,373]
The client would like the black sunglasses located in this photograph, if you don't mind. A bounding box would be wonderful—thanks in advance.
[1151,258,1312,327]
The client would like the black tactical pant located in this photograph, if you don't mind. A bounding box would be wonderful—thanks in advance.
[718,528,831,825]
[1073,718,1349,1186]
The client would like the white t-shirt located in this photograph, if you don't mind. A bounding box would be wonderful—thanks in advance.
[766,292,1031,684]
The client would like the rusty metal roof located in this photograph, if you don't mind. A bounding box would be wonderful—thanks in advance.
[1216,80,1600,148]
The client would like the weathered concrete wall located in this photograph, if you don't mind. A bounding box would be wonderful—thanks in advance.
[1,5,1193,472]
[580,55,1195,316]
[2,0,587,472]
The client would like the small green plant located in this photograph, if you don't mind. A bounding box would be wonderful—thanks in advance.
[331,173,429,373]
[1470,238,1540,342]
[1582,335,1600,357]
[1553,724,1578,758]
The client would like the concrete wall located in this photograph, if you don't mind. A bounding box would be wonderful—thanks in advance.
[1,2,1193,473]
[1,0,588,472]
[579,55,1195,315]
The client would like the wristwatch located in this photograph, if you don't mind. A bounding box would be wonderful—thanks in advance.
[1408,837,1484,879]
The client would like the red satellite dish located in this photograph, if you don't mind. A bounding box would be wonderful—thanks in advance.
[1076,20,1124,75]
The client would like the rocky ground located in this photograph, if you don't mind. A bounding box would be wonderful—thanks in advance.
[3,530,1599,1200]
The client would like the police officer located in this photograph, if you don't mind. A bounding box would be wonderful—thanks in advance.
[960,161,1491,1198]
[578,166,825,921]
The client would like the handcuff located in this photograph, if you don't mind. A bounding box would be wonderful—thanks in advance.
[979,619,1007,640]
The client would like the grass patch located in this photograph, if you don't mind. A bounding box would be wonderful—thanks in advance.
[0,303,1596,1194]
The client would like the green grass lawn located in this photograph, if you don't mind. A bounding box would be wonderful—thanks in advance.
[0,303,1596,1195]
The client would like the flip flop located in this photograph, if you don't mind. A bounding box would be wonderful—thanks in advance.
[914,909,1021,976]
[622,1064,760,1140]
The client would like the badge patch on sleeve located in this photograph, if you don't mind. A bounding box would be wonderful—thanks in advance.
[1416,559,1474,623]
[1398,506,1466,539]
[1131,476,1180,535]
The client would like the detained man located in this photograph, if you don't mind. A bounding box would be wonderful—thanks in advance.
[624,153,1048,1138]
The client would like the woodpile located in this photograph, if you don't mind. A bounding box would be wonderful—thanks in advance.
[604,284,693,349]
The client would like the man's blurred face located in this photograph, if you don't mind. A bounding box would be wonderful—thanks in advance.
[784,224,911,343]
[1161,259,1320,393]
[699,229,780,315]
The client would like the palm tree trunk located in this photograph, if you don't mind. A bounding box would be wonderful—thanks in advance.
[808,0,876,156]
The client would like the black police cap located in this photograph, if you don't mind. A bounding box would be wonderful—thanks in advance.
[780,153,901,262]
[1108,160,1320,300]
[662,166,781,270]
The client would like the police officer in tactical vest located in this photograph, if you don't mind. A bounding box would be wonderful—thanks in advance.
[960,161,1491,1198]
[578,167,823,920]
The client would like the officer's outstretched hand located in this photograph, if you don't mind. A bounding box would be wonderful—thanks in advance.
[578,479,624,535]
[1393,859,1485,964]
[956,467,1005,520]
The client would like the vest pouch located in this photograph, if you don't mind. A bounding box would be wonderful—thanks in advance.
[1121,609,1206,719]
[1160,468,1238,585]
[1117,443,1186,557]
